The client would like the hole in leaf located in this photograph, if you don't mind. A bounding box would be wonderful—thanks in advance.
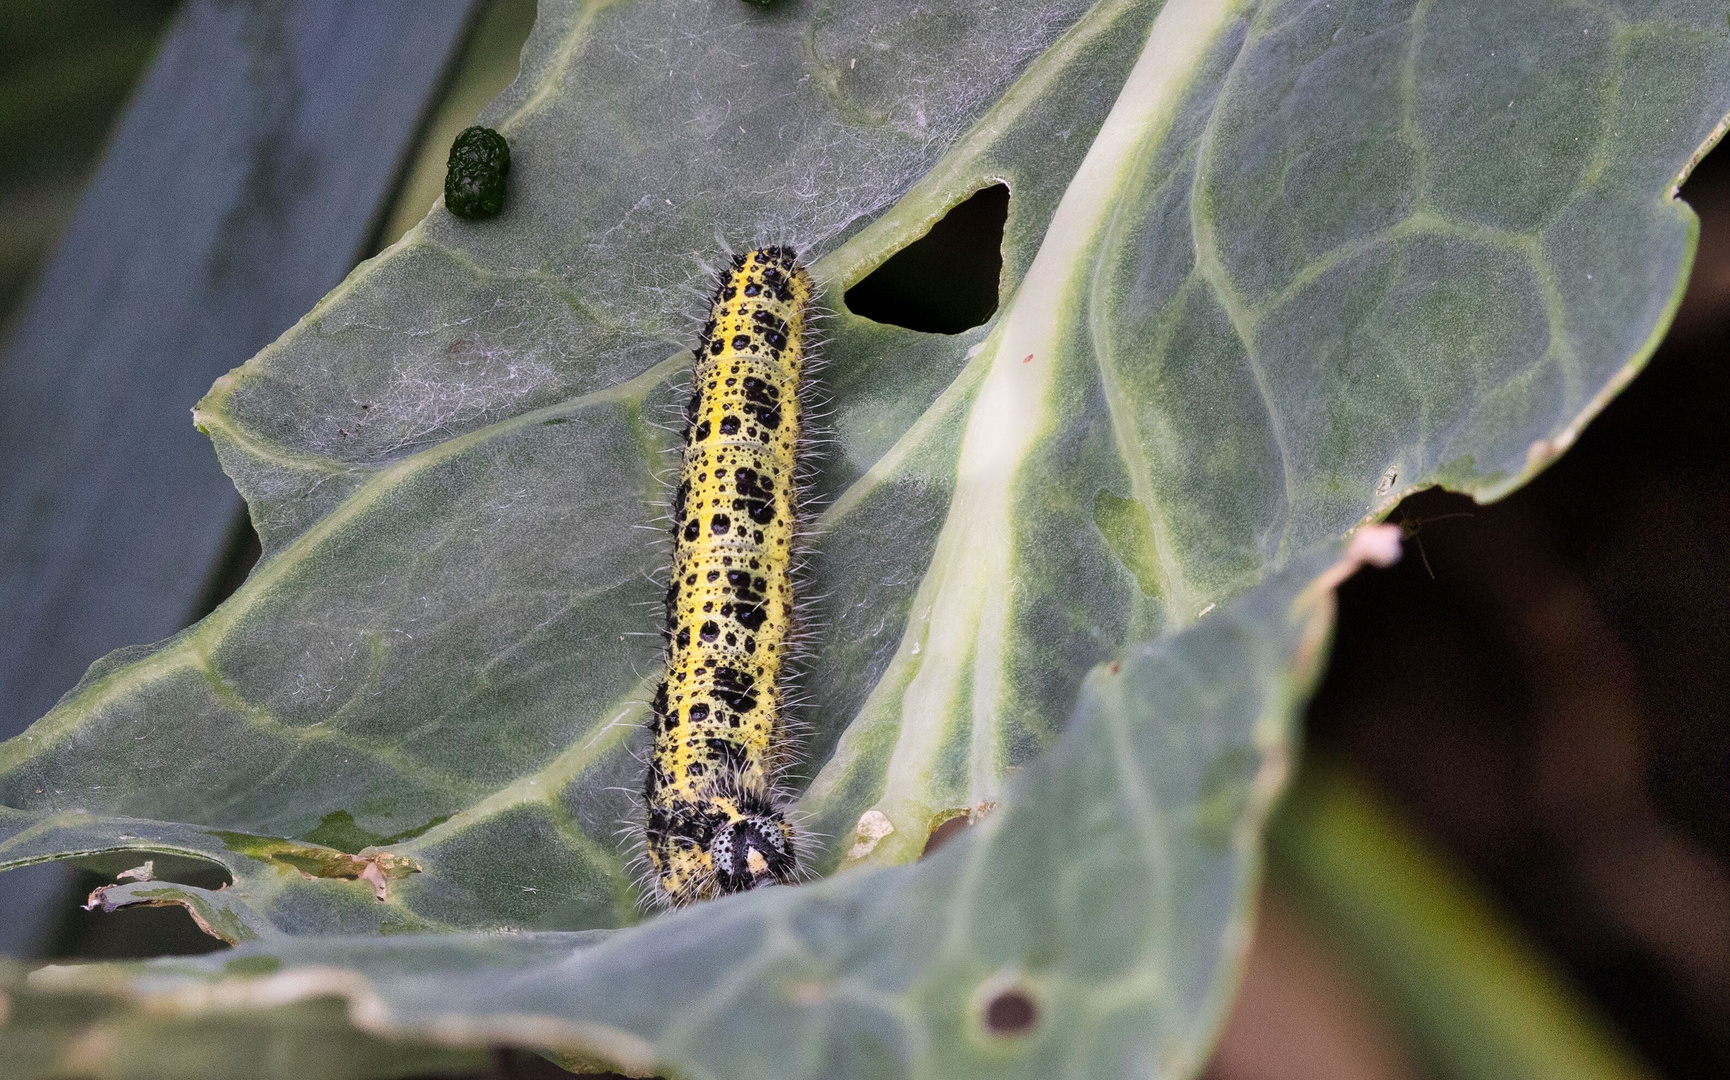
[921,813,972,857]
[984,988,1039,1035]
[49,854,234,960]
[844,183,1009,334]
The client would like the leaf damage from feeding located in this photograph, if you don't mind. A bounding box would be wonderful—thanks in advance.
[83,881,266,945]
[211,831,420,900]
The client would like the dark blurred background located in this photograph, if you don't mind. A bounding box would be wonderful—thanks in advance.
[0,0,189,963]
[1,5,1726,1080]
[0,0,179,329]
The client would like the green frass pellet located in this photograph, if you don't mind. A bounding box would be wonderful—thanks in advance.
[444,126,511,220]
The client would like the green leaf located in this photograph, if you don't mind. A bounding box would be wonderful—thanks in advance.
[0,958,489,1080]
[2,0,1726,1074]
[8,548,1346,1079]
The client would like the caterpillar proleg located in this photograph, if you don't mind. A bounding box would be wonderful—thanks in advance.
[643,247,810,907]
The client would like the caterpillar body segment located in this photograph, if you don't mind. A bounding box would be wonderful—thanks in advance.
[644,247,810,907]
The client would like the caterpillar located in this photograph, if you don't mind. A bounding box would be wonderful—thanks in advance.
[643,246,811,907]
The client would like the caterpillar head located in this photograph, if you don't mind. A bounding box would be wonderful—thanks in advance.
[645,788,797,906]
[710,811,796,895]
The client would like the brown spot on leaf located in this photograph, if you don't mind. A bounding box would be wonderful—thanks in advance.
[847,809,895,860]
[209,830,420,900]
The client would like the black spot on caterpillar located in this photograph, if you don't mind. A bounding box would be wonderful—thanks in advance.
[643,247,810,907]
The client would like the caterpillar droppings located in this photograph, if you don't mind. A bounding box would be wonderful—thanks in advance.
[643,246,811,907]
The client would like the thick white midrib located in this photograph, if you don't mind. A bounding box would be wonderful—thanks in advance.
[858,0,1245,850]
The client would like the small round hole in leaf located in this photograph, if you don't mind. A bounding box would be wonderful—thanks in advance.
[984,988,1038,1035]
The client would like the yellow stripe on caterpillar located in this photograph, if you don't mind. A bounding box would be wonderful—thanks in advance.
[643,246,810,907]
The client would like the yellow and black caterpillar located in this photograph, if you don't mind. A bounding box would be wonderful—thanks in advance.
[644,247,810,906]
